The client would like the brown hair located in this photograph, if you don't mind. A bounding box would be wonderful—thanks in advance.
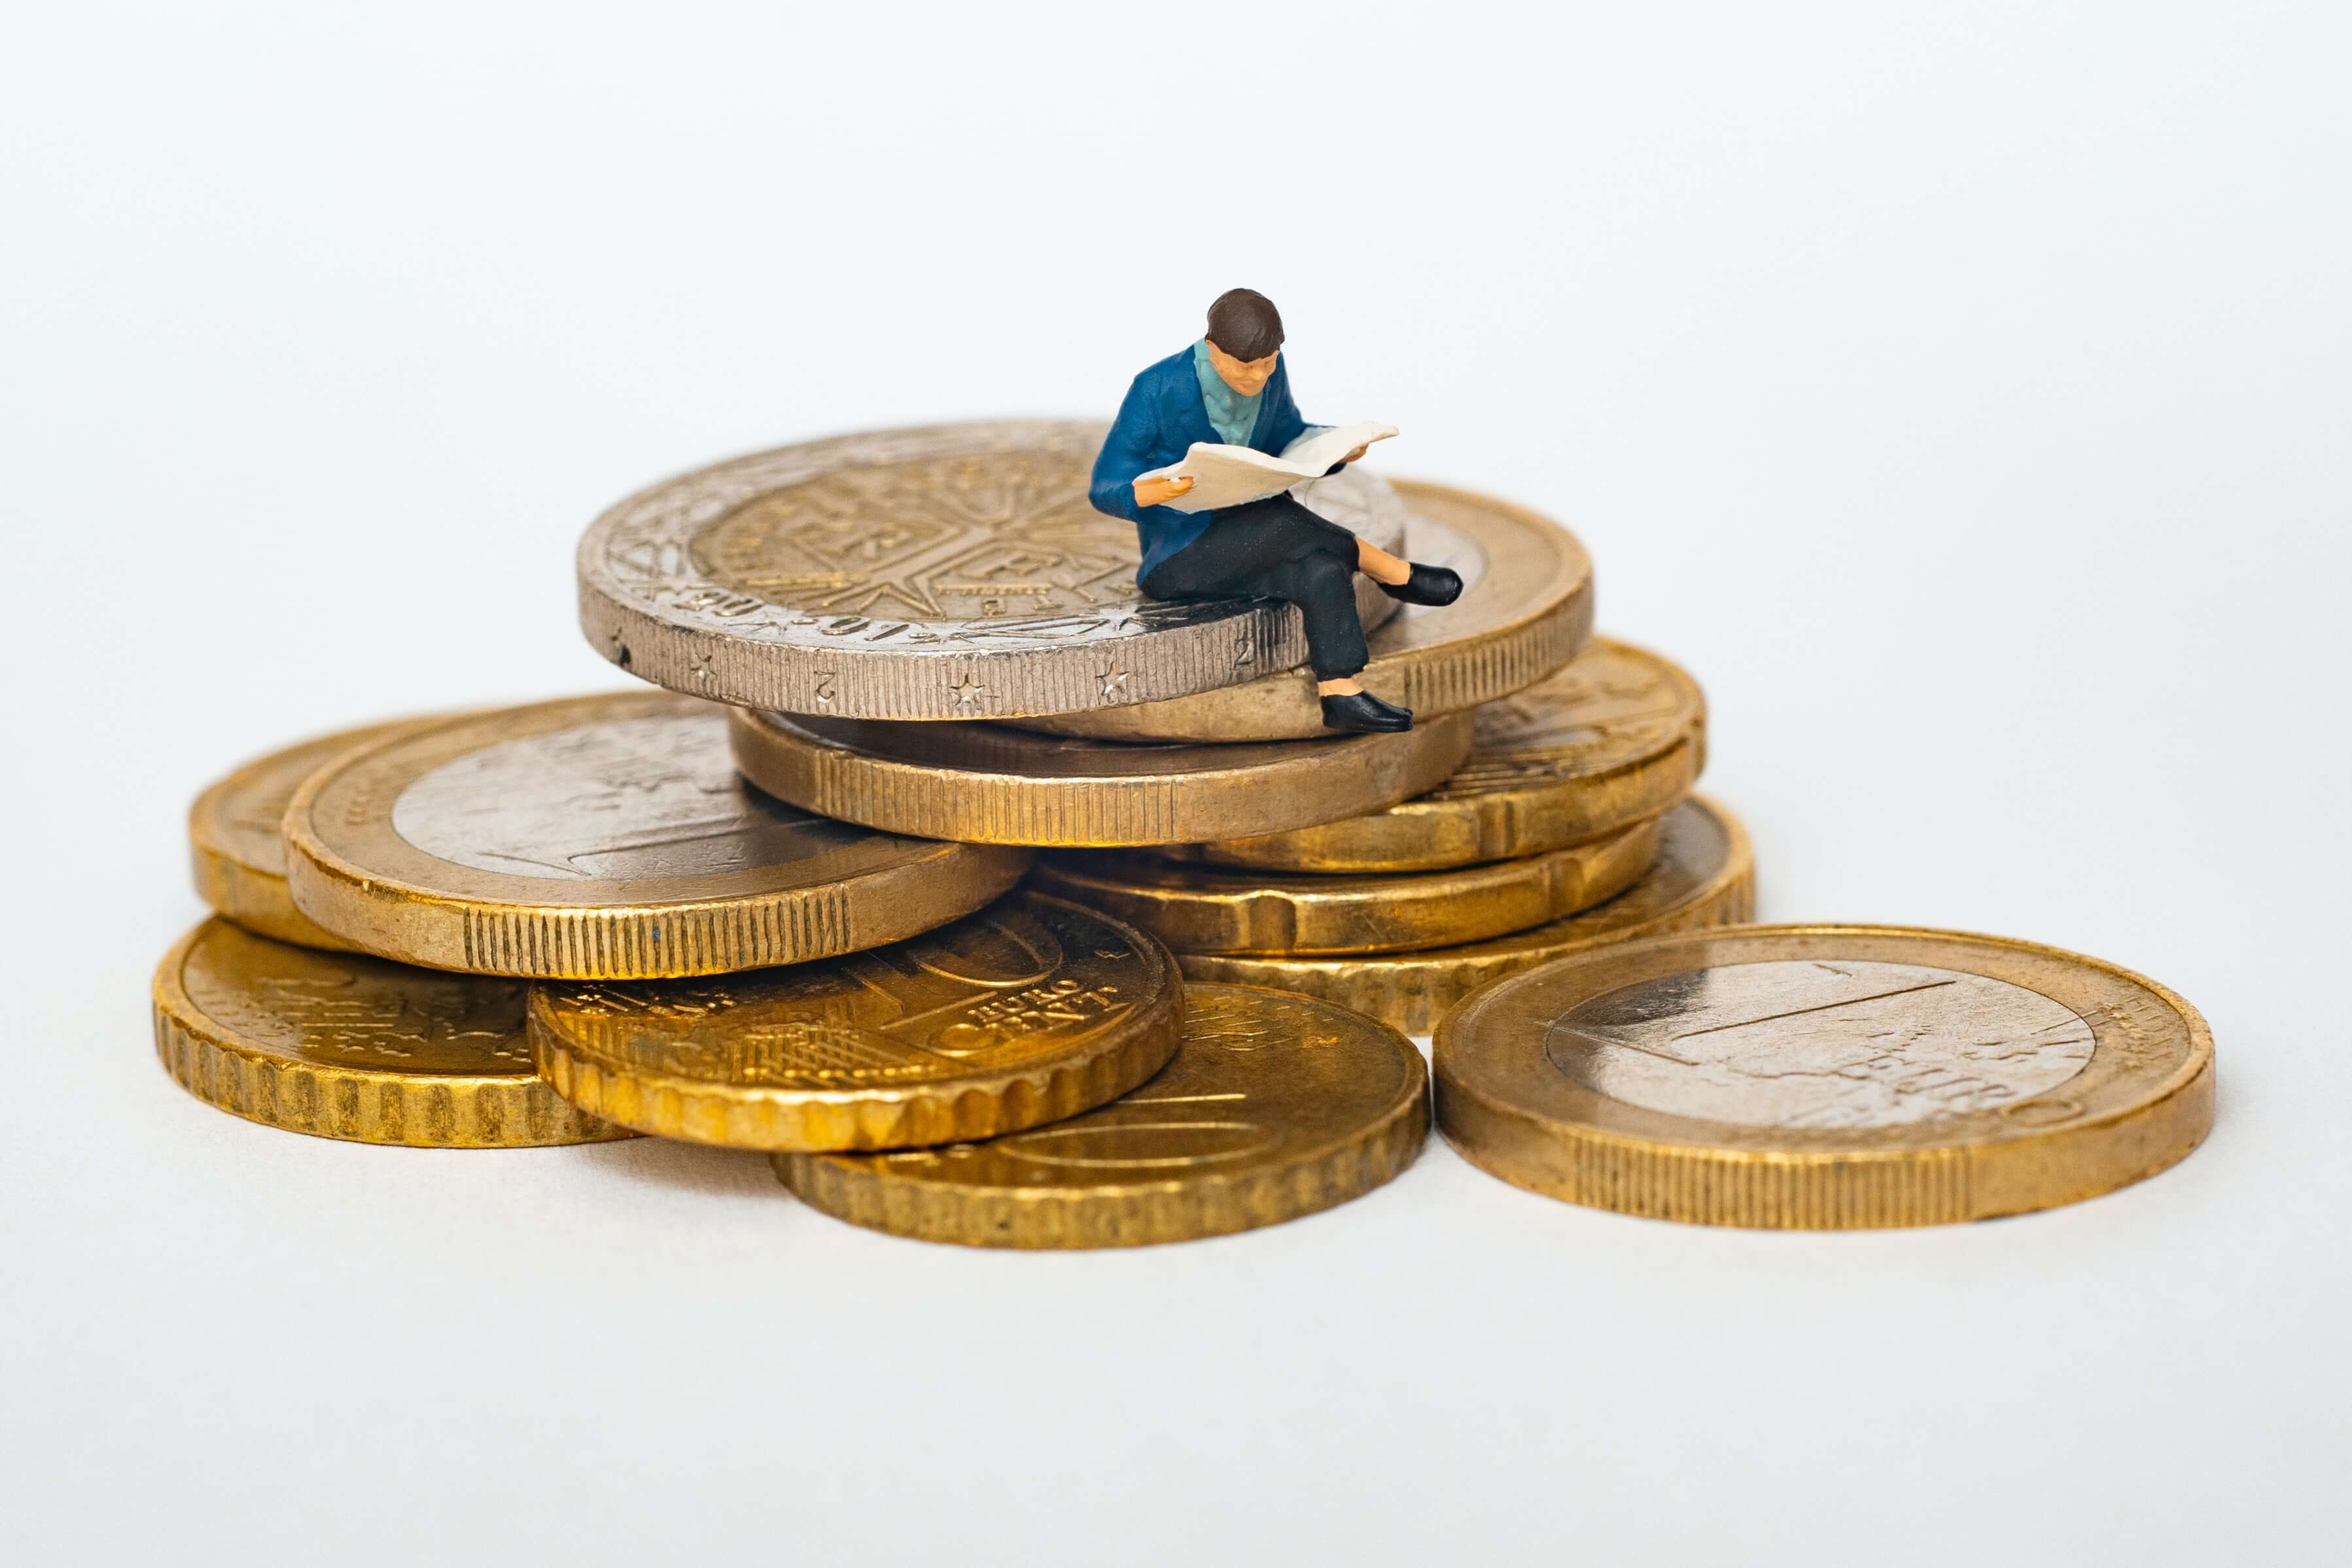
[1206,288,1284,361]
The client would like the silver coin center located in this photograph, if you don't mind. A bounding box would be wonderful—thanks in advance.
[1543,959,2093,1130]
[391,714,852,880]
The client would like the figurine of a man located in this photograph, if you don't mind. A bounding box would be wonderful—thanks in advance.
[1089,288,1461,733]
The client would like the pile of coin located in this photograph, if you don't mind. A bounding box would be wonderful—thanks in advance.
[154,420,2213,1238]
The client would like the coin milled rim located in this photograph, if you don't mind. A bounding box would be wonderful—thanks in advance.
[151,918,631,1148]
[1013,478,1594,742]
[1433,923,2215,1228]
[726,706,1475,847]
[574,420,1411,720]
[1173,796,1755,1034]
[188,716,436,952]
[773,983,1430,1247]
[282,691,1032,978]
[1032,814,1660,956]
[527,893,1185,1152]
[1163,636,1705,873]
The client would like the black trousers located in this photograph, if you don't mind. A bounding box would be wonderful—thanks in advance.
[1139,494,1369,679]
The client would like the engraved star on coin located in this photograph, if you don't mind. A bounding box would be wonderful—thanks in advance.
[576,421,1411,719]
[950,674,991,713]
[1098,664,1132,701]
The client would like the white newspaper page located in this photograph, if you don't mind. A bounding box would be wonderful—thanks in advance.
[1138,421,1397,512]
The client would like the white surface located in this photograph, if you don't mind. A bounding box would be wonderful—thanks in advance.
[5,5,2347,1563]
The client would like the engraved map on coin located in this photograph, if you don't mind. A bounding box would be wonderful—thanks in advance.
[1545,959,2095,1130]
[536,897,1150,1090]
[847,986,1411,1185]
[591,422,1405,649]
[180,921,531,1074]
[694,445,1138,622]
[390,713,858,880]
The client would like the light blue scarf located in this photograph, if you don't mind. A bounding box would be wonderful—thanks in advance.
[1192,338,1263,446]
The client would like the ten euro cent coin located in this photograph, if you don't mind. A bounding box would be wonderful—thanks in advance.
[776,984,1428,1247]
[1032,814,1659,956]
[527,892,1181,1151]
[188,715,436,950]
[1178,797,1754,1035]
[1433,924,2214,1228]
[576,420,1407,720]
[152,918,629,1148]
[1162,637,1704,873]
[282,691,1030,978]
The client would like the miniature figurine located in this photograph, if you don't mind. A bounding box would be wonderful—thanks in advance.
[1090,288,1462,733]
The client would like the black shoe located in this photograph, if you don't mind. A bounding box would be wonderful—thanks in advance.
[1377,563,1464,607]
[1320,689,1414,733]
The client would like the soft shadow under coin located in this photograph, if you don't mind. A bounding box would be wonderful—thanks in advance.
[570,1136,782,1201]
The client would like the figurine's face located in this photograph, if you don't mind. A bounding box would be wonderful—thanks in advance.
[1206,341,1280,397]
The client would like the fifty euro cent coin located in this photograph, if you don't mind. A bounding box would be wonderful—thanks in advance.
[528,892,1181,1151]
[152,918,629,1147]
[576,420,1408,720]
[283,692,1030,978]
[726,706,1473,848]
[1163,637,1705,873]
[1178,797,1754,1035]
[776,983,1428,1247]
[1031,814,1659,956]
[1017,479,1594,742]
[1434,924,2215,1228]
[188,716,432,950]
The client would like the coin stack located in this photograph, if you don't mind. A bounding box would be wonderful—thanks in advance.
[154,419,2214,1238]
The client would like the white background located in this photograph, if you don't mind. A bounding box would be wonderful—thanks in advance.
[5,3,2347,1563]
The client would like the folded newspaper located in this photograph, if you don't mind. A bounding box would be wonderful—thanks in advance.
[1138,421,1397,512]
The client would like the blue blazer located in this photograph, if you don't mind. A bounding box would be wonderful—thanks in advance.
[1089,345,1312,581]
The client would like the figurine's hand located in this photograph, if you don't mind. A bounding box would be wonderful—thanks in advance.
[1134,474,1195,508]
[1342,444,1371,465]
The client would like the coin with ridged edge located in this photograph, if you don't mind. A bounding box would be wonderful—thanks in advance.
[152,918,631,1147]
[1014,479,1594,742]
[1161,637,1704,873]
[776,983,1427,1247]
[1176,797,1754,1034]
[189,716,434,950]
[1434,924,2215,1229]
[1032,813,1659,957]
[726,705,1474,848]
[576,420,1409,720]
[283,692,1031,978]
[529,892,1182,1151]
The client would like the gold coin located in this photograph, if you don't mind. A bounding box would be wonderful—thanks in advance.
[1030,814,1659,956]
[726,705,1473,847]
[528,892,1182,1151]
[1434,924,2215,1228]
[188,716,432,950]
[775,983,1428,1247]
[152,918,629,1147]
[1176,797,1754,1034]
[1015,479,1594,742]
[283,692,1030,978]
[1163,637,1704,873]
